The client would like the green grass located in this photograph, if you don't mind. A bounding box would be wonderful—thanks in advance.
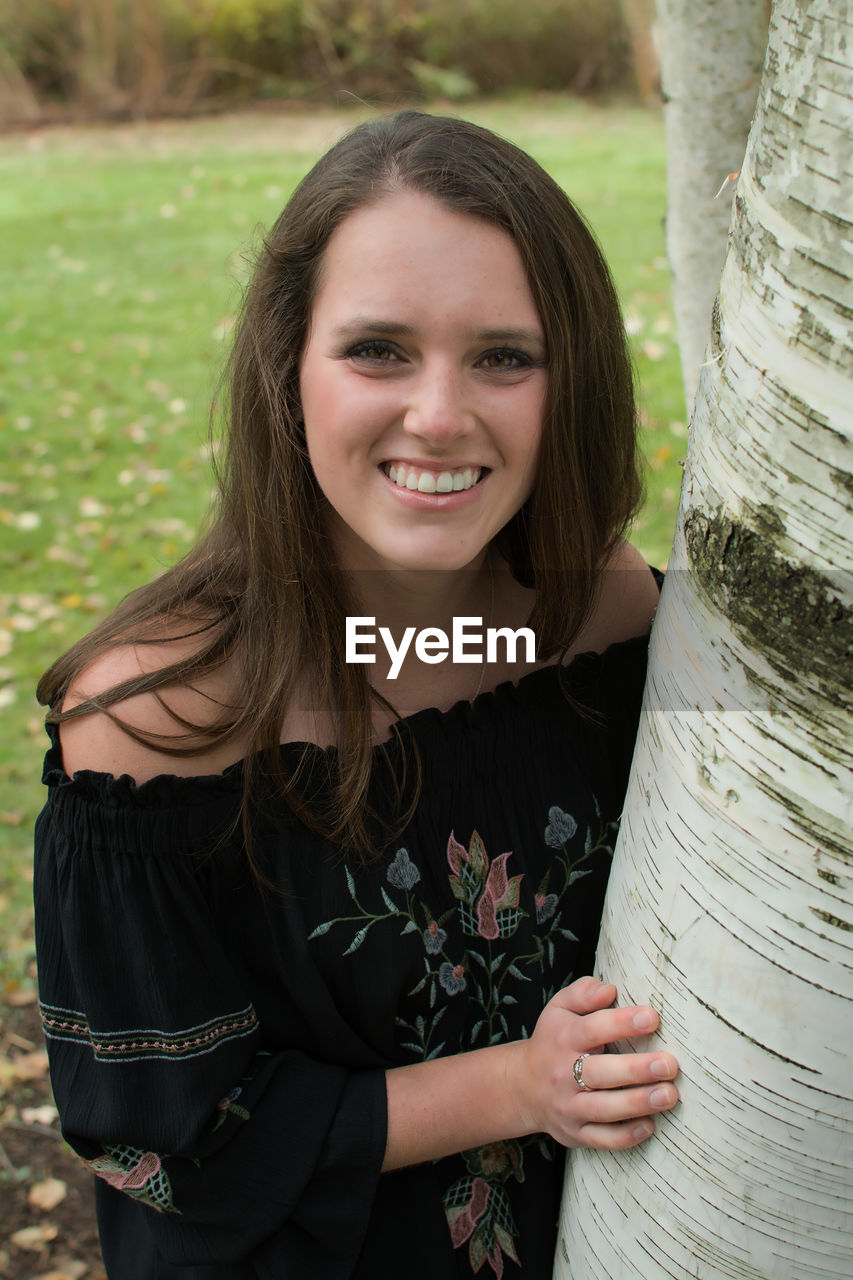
[0,96,686,986]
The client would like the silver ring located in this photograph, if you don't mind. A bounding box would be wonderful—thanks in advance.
[572,1052,592,1091]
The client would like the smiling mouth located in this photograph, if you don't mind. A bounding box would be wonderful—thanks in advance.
[383,463,485,494]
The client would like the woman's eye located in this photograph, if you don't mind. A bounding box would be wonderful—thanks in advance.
[479,349,529,370]
[349,341,398,363]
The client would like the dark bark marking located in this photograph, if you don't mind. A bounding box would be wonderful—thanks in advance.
[752,769,851,856]
[809,907,853,931]
[831,467,853,499]
[689,988,818,1069]
[684,507,853,701]
[709,295,723,361]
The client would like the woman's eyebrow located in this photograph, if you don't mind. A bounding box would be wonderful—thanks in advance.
[474,327,546,347]
[332,318,415,338]
[332,318,545,346]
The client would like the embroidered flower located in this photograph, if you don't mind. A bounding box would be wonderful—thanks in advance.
[439,962,467,995]
[447,831,524,940]
[476,852,522,940]
[424,920,448,954]
[90,1149,162,1192]
[387,847,421,890]
[535,892,558,923]
[468,1140,525,1182]
[86,1145,177,1213]
[445,1171,519,1278]
[212,1082,251,1131]
[544,805,577,848]
[447,1176,490,1249]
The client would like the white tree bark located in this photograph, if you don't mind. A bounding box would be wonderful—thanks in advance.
[555,1,852,1276]
[657,0,767,409]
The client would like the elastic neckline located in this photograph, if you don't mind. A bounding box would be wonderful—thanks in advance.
[43,634,649,802]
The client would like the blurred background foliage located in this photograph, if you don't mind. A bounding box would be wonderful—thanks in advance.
[0,0,655,123]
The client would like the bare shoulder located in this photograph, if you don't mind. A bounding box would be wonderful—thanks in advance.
[59,637,244,784]
[569,540,660,658]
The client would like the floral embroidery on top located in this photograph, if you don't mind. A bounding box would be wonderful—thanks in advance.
[447,830,524,941]
[534,802,616,998]
[443,1136,553,1278]
[307,802,615,1276]
[213,1084,251,1132]
[85,1143,178,1213]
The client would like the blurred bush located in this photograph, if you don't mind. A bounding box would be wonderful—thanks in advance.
[0,0,633,122]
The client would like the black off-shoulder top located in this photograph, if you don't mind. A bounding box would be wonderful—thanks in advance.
[34,634,651,1280]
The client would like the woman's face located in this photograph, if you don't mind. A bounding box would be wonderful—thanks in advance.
[299,189,547,574]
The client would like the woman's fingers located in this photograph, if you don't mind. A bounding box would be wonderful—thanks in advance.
[570,1002,661,1052]
[575,1050,679,1092]
[552,976,617,1014]
[571,1118,658,1151]
[576,1081,678,1126]
[544,1071,678,1151]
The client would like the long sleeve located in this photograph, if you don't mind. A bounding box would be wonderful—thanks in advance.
[33,739,387,1277]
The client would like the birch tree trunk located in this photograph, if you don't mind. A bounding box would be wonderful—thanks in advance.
[657,0,767,408]
[555,1,852,1276]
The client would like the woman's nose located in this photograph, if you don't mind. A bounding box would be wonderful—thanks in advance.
[402,365,474,445]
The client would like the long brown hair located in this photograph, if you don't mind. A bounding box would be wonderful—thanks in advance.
[38,110,643,860]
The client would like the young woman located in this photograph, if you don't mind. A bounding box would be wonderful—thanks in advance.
[35,112,679,1279]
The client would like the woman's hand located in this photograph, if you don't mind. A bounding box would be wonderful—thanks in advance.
[505,976,679,1150]
[383,976,678,1171]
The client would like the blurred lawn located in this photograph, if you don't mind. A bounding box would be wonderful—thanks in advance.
[0,96,686,986]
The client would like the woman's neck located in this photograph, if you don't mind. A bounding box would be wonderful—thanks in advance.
[340,550,543,729]
[345,555,492,642]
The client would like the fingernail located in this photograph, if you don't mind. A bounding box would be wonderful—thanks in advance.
[650,1057,669,1078]
[649,1088,671,1108]
[633,1122,653,1140]
[633,1009,656,1031]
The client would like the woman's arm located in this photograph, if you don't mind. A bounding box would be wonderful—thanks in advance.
[383,977,679,1171]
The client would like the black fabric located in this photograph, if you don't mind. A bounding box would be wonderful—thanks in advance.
[34,634,651,1278]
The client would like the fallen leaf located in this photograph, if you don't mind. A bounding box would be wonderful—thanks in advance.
[11,1223,58,1250]
[0,1050,49,1083]
[640,339,665,361]
[46,1260,88,1280]
[3,981,36,1004]
[29,1177,68,1210]
[21,1104,59,1125]
[1,811,27,828]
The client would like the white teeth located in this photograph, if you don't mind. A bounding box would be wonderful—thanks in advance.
[385,464,482,493]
